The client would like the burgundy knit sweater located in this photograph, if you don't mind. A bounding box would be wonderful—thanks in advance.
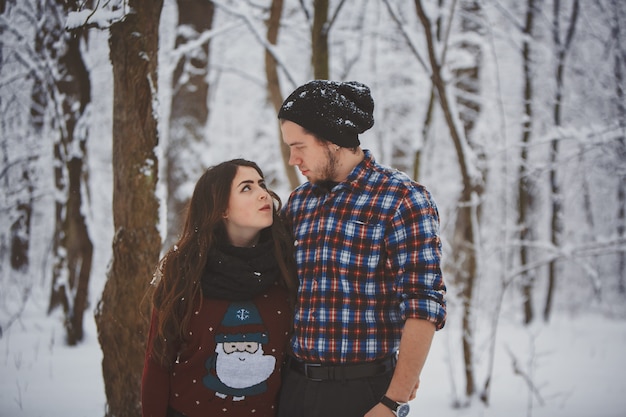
[141,284,291,417]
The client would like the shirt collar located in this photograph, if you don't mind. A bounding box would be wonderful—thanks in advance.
[340,149,374,192]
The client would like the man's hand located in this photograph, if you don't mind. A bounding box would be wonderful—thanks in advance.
[365,318,435,416]
[408,380,419,401]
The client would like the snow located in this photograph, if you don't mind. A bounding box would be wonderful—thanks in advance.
[65,8,129,30]
[1,311,106,417]
[2,308,625,416]
[418,314,626,417]
[2,1,625,416]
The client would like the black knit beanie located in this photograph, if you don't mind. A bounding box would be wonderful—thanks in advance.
[278,80,375,148]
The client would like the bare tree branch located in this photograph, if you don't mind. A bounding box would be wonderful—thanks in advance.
[381,0,429,74]
[212,0,298,89]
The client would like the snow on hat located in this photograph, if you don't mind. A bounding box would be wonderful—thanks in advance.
[215,302,268,344]
[278,80,375,148]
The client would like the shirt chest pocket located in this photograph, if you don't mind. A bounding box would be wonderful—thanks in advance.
[336,219,385,271]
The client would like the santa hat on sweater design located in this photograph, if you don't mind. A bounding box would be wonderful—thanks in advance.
[215,302,269,344]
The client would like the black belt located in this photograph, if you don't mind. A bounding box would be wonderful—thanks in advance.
[288,355,396,381]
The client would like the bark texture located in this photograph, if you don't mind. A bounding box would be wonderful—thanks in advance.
[95,1,163,415]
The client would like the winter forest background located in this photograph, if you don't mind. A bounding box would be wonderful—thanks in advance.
[1,0,625,416]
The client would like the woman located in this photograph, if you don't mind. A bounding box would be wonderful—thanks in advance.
[142,159,298,417]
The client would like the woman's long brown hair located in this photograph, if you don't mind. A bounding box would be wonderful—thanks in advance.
[148,159,297,367]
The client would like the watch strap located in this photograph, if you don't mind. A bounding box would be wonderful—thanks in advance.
[380,395,402,413]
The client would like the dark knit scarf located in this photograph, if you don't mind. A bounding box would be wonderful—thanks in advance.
[201,233,280,301]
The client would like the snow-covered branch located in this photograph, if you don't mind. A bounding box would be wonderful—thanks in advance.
[211,0,298,89]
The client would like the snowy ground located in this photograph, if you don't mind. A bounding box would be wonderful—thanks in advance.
[1,307,625,417]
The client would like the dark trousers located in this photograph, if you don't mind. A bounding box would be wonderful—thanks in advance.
[277,365,394,417]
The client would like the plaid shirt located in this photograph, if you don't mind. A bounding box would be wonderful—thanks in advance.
[283,150,446,364]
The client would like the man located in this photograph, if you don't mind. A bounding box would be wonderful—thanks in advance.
[277,80,447,417]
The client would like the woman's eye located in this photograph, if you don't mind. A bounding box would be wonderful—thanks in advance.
[241,185,251,192]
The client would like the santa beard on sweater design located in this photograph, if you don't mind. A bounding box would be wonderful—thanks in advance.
[217,341,275,389]
[203,341,276,401]
[202,301,278,402]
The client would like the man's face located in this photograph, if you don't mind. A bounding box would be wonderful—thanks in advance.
[280,120,337,184]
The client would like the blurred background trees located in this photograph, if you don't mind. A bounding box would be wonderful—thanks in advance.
[1,0,625,415]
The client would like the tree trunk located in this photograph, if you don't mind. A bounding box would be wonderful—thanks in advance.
[265,0,300,190]
[610,0,626,295]
[417,0,443,180]
[0,1,35,338]
[519,0,538,325]
[42,0,94,346]
[453,187,478,399]
[164,0,214,250]
[312,0,329,79]
[95,1,163,416]
[454,0,482,141]
[544,0,579,322]
[455,0,488,402]
[414,0,485,399]
[381,0,442,181]
[415,89,436,181]
[618,154,626,294]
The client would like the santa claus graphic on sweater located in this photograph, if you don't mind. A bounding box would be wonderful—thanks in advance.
[203,301,276,402]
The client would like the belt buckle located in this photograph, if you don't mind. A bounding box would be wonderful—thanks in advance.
[303,362,324,381]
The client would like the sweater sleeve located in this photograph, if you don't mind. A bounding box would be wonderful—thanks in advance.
[141,310,170,417]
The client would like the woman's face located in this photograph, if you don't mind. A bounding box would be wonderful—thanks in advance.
[223,166,273,247]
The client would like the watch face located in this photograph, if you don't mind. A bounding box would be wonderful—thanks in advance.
[397,404,410,417]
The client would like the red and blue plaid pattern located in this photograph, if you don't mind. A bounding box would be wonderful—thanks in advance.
[283,150,447,364]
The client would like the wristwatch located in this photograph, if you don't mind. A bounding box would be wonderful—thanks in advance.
[380,395,410,417]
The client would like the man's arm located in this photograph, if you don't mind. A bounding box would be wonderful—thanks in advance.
[365,318,436,417]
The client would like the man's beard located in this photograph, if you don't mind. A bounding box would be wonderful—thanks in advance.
[312,147,339,191]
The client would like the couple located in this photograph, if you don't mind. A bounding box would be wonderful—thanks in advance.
[141,80,447,417]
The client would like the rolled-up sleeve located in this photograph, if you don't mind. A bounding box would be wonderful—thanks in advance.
[388,188,447,330]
